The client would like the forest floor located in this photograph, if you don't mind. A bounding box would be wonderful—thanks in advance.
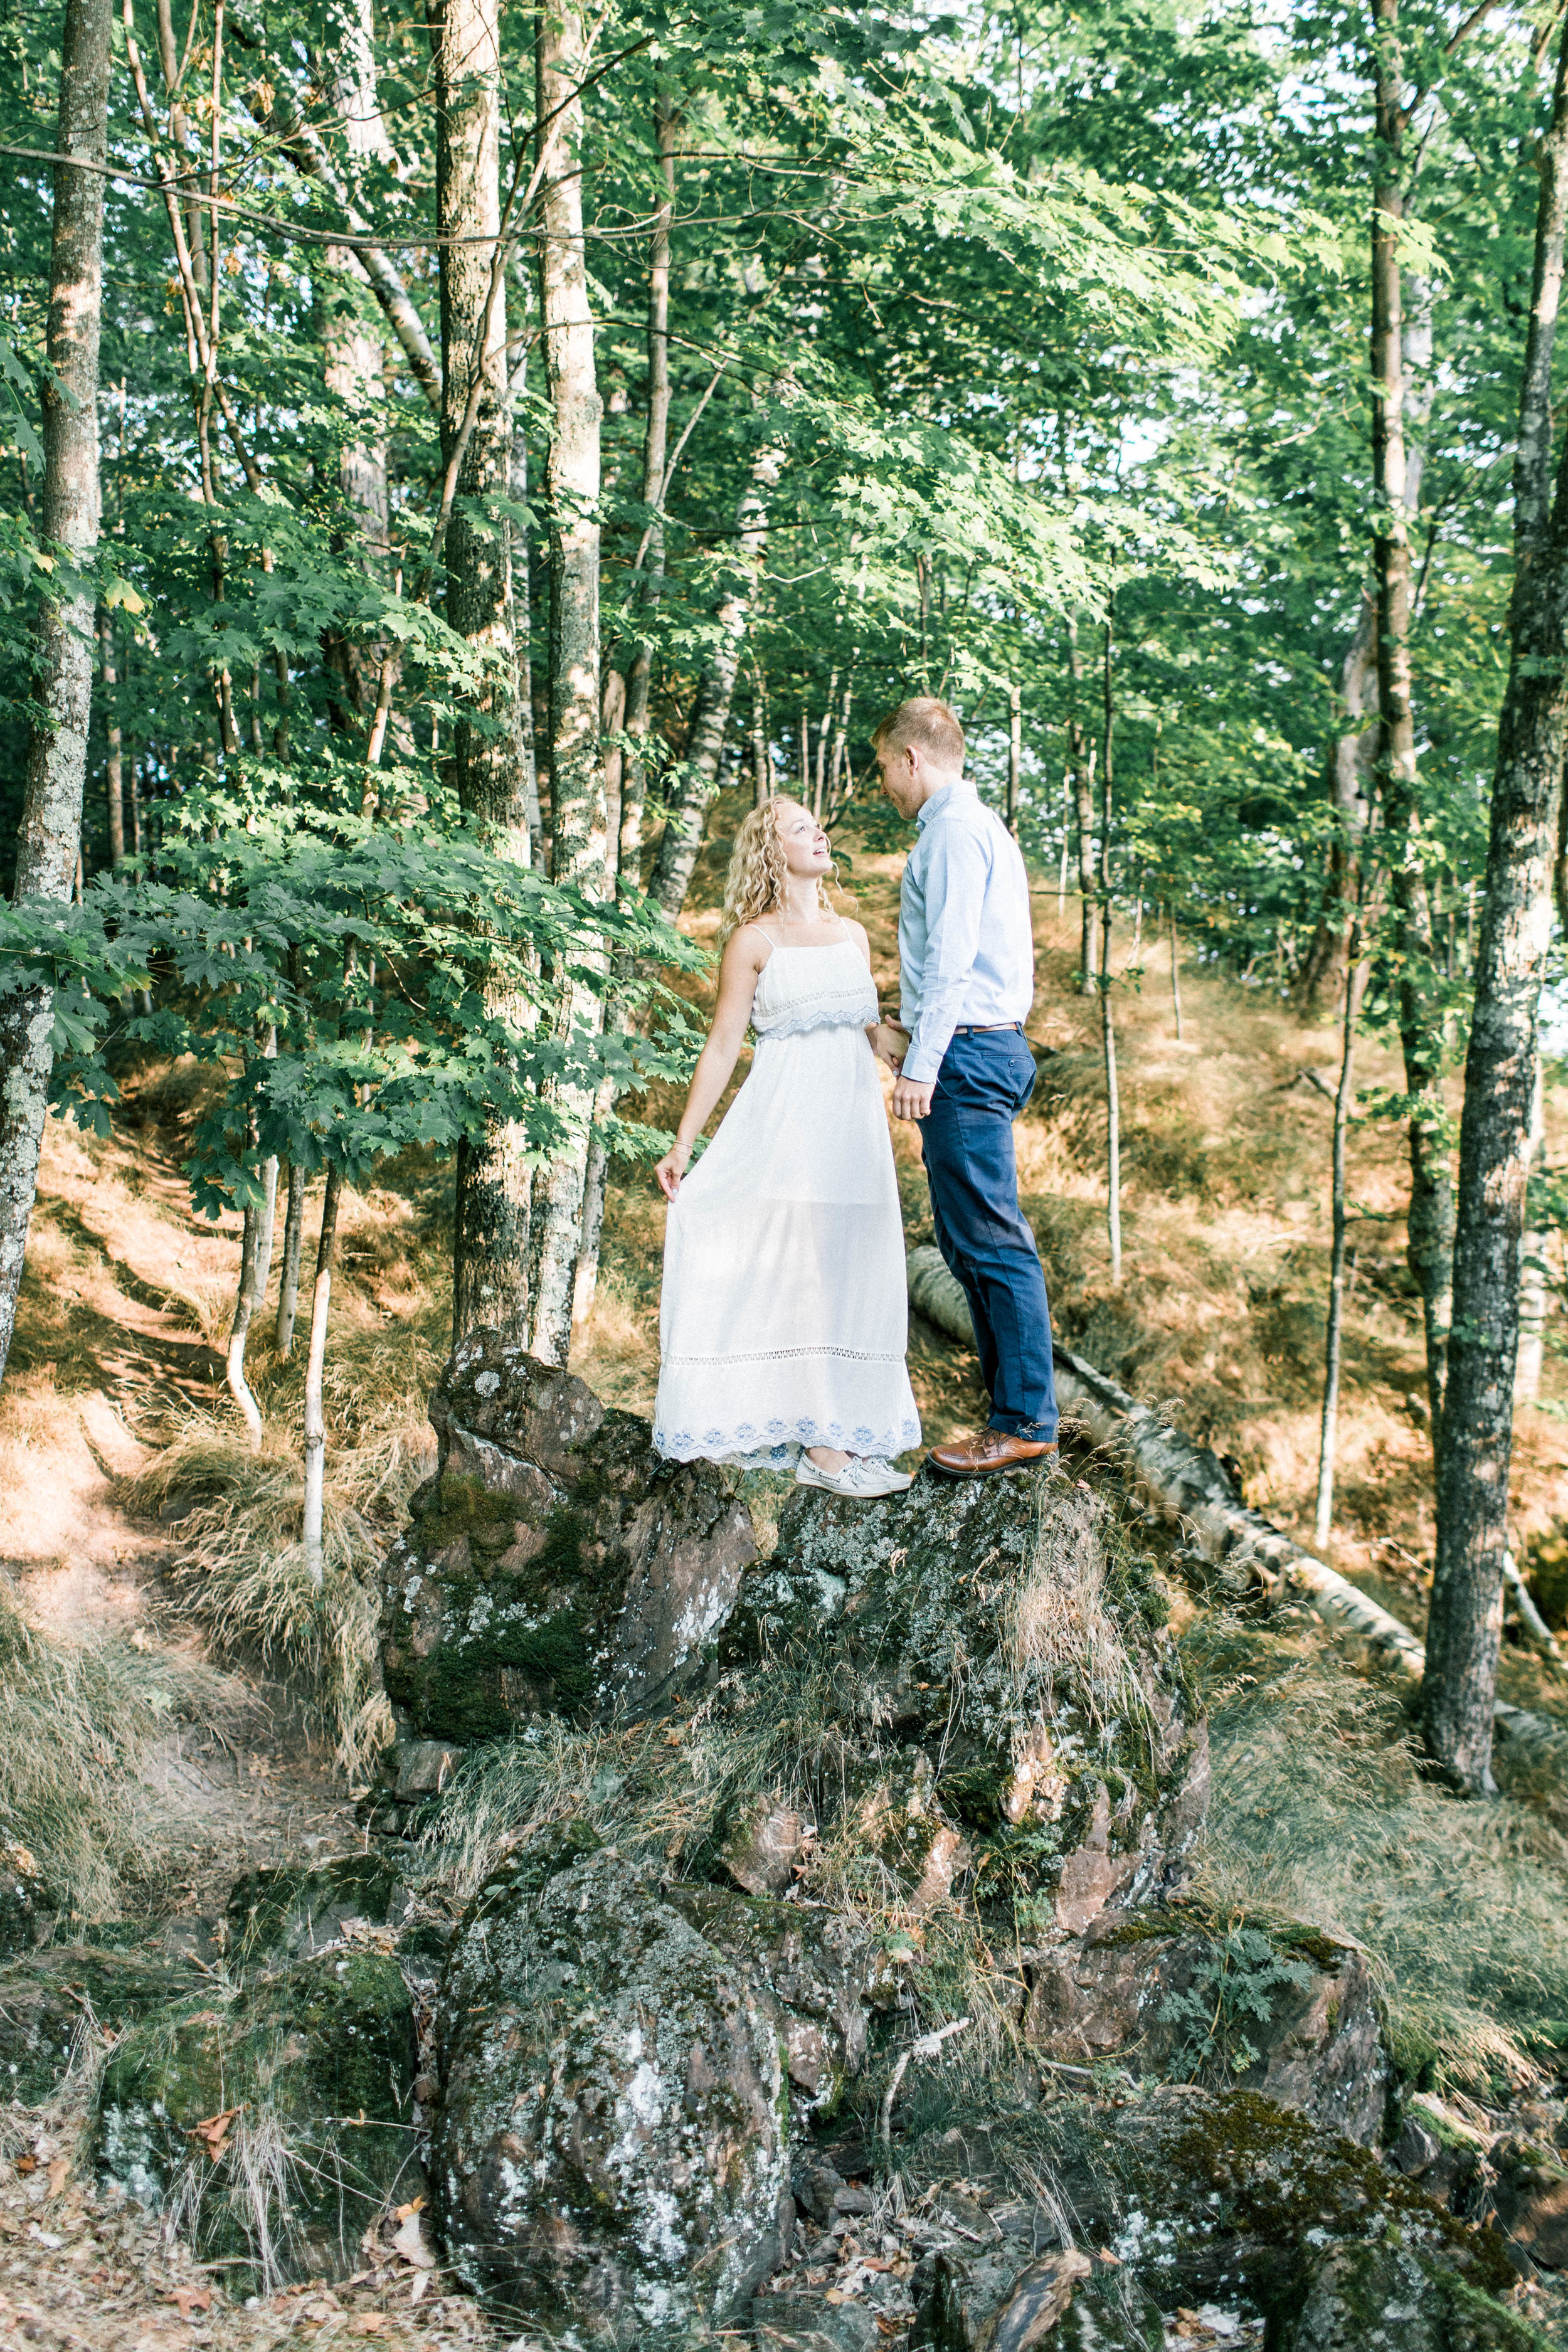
[3,782,1568,2346]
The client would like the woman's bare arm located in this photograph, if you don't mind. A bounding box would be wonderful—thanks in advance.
[655,929,768,1199]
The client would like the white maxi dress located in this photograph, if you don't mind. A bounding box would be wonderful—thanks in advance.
[654,930,921,1468]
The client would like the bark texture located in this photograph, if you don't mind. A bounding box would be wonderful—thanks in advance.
[1369,34,1453,1444]
[526,0,607,1365]
[1422,13,1568,1793]
[432,0,536,1348]
[0,0,111,1392]
[570,97,678,1327]
[302,1168,344,1586]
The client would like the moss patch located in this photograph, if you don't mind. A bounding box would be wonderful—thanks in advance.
[96,1950,418,2287]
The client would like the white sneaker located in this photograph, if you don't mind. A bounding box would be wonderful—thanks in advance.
[795,1455,914,1499]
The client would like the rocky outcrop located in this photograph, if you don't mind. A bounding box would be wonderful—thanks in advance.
[224,1853,400,1965]
[430,1835,861,2341]
[1046,2088,1516,2313]
[886,2090,1524,2349]
[1273,2239,1546,2351]
[378,1335,755,1753]
[1024,1913,1391,2144]
[97,1947,420,2284]
[719,1470,1208,1939]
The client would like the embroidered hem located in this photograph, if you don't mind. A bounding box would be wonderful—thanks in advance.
[654,1409,922,1467]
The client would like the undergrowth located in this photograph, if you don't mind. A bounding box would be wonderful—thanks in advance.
[122,1311,442,1783]
[0,1578,238,1919]
[1187,1609,1568,2090]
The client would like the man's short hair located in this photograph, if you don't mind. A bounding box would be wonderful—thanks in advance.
[872,696,965,771]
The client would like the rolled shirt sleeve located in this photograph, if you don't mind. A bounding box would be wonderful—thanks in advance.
[902,822,991,1084]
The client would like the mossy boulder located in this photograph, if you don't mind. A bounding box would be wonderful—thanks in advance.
[717,1471,1207,1936]
[430,1843,866,2342]
[224,1854,400,1966]
[95,1949,420,2284]
[1274,2240,1554,2351]
[1025,1910,1391,2144]
[379,1334,755,1742]
[1046,2088,1517,2313]
[0,1945,198,2105]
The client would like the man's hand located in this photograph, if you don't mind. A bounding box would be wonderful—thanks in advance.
[875,1022,910,1073]
[891,1073,936,1121]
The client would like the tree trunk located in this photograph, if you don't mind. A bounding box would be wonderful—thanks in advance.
[274,1159,307,1358]
[1007,680,1021,836]
[0,0,110,1394]
[1422,10,1568,1795]
[432,0,536,1348]
[1369,32,1453,1450]
[1170,905,1184,1042]
[302,1167,343,1587]
[227,1194,267,1444]
[649,443,781,918]
[526,0,607,1366]
[1067,618,1096,992]
[324,0,391,590]
[1315,934,1367,1549]
[101,612,124,864]
[1517,1055,1549,1403]
[1099,610,1120,1285]
[569,98,679,1329]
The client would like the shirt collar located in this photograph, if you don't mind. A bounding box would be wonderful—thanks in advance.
[916,777,976,830]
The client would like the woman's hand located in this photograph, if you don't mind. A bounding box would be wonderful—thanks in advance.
[876,1022,911,1073]
[655,1139,692,1200]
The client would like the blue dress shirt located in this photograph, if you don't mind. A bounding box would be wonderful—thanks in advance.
[898,780,1035,1085]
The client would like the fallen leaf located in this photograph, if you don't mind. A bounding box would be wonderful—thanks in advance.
[168,2285,212,2318]
[347,2319,389,2338]
[14,2156,34,2175]
[391,2211,435,2269]
[409,2270,430,2304]
[45,2158,71,2198]
[393,2197,425,2221]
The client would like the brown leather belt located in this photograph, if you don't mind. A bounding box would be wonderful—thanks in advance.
[952,1021,1024,1036]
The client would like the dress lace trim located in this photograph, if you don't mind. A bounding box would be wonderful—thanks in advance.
[654,1407,922,1466]
[753,980,877,1039]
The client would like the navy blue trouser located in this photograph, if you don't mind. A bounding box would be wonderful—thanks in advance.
[918,1027,1059,1442]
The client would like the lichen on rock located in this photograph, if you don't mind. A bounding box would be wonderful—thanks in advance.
[717,1469,1207,1944]
[378,1335,756,1747]
[431,1841,810,2343]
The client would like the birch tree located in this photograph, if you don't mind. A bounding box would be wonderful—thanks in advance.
[1422,11,1568,1795]
[0,0,111,1389]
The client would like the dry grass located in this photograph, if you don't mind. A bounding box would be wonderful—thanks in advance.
[1187,1608,1568,2090]
[1007,1486,1152,1734]
[120,1257,445,1784]
[0,1576,241,1919]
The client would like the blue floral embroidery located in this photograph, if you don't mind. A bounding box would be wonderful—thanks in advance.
[653,1409,922,1468]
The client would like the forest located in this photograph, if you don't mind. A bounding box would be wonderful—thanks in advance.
[5,0,1568,2342]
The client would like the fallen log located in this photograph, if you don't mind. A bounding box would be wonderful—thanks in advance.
[907,1244,1568,1777]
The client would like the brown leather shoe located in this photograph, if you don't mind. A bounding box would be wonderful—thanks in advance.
[926,1429,1059,1479]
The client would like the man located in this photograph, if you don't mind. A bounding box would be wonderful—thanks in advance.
[872,696,1059,1477]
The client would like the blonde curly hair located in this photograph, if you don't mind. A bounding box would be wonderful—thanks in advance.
[718,798,838,944]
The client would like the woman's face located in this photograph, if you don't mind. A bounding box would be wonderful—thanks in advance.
[773,800,831,879]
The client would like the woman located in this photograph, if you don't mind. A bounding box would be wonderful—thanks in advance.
[653,798,920,1497]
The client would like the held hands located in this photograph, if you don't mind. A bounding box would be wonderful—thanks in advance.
[655,1138,692,1200]
[875,1022,910,1073]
